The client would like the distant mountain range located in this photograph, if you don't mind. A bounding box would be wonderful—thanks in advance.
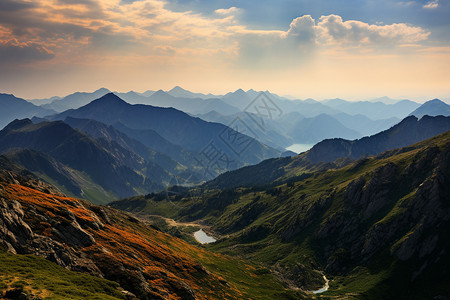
[43,93,280,163]
[324,98,419,119]
[40,88,111,112]
[286,113,361,143]
[306,115,450,163]
[2,86,450,299]
[0,93,277,202]
[202,115,450,190]
[0,94,55,130]
[24,87,441,151]
[167,85,220,99]
[409,99,450,118]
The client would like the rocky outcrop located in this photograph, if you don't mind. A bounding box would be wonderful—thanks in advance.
[0,158,235,299]
[316,142,450,276]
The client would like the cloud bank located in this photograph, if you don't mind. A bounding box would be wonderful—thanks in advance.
[0,0,448,101]
[0,0,432,66]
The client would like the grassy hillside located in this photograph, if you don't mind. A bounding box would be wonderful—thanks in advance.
[112,131,450,299]
[0,158,304,299]
[0,251,125,300]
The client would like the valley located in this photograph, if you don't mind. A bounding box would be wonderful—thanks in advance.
[2,0,450,297]
[1,87,449,299]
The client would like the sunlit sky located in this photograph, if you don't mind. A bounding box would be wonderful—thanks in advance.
[1,0,449,101]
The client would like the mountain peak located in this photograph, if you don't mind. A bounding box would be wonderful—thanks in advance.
[90,93,128,106]
[3,118,33,131]
[409,98,450,118]
[169,86,186,93]
[94,87,110,94]
[153,89,169,95]
[425,98,445,104]
[150,89,174,100]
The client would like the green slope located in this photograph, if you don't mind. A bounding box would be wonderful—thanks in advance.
[111,131,450,298]
[0,251,125,299]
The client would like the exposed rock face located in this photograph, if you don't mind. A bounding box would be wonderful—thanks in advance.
[314,143,450,276]
[0,199,32,253]
[0,157,232,300]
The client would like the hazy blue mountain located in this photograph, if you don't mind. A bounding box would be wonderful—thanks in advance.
[245,89,259,100]
[323,98,420,119]
[307,115,450,163]
[110,121,192,162]
[0,93,55,130]
[202,115,450,190]
[368,96,412,104]
[64,117,205,180]
[115,91,150,104]
[44,93,281,176]
[196,110,293,149]
[198,105,396,149]
[278,99,339,117]
[287,113,361,143]
[221,88,252,110]
[145,90,240,115]
[409,99,450,118]
[26,95,62,106]
[167,86,219,99]
[226,89,339,118]
[331,113,400,136]
[42,88,110,112]
[138,90,155,97]
[63,117,182,171]
[197,110,394,149]
[4,148,83,196]
[0,119,171,203]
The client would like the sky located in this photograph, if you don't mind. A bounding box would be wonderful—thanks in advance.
[0,0,449,101]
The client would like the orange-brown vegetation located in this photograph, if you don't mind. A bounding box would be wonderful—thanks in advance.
[0,182,248,299]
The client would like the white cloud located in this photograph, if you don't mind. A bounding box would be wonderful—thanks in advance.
[0,0,432,69]
[423,0,439,9]
[283,15,316,44]
[215,7,240,15]
[398,1,416,7]
[315,14,429,47]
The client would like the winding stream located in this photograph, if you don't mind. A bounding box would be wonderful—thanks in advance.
[194,229,216,244]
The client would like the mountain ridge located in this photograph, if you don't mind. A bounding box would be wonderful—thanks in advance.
[111,130,450,299]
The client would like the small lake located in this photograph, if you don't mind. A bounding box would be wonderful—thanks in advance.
[311,275,329,294]
[194,229,216,244]
[286,144,314,154]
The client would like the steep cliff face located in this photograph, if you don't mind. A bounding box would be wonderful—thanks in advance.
[0,157,276,300]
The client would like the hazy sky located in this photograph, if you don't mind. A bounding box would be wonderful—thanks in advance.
[1,0,449,101]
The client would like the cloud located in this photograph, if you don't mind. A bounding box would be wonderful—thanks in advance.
[397,1,416,7]
[316,14,429,47]
[0,40,54,64]
[423,0,439,9]
[0,0,432,69]
[215,7,240,16]
[283,15,316,44]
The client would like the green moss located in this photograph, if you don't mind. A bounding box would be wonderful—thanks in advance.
[0,251,125,300]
